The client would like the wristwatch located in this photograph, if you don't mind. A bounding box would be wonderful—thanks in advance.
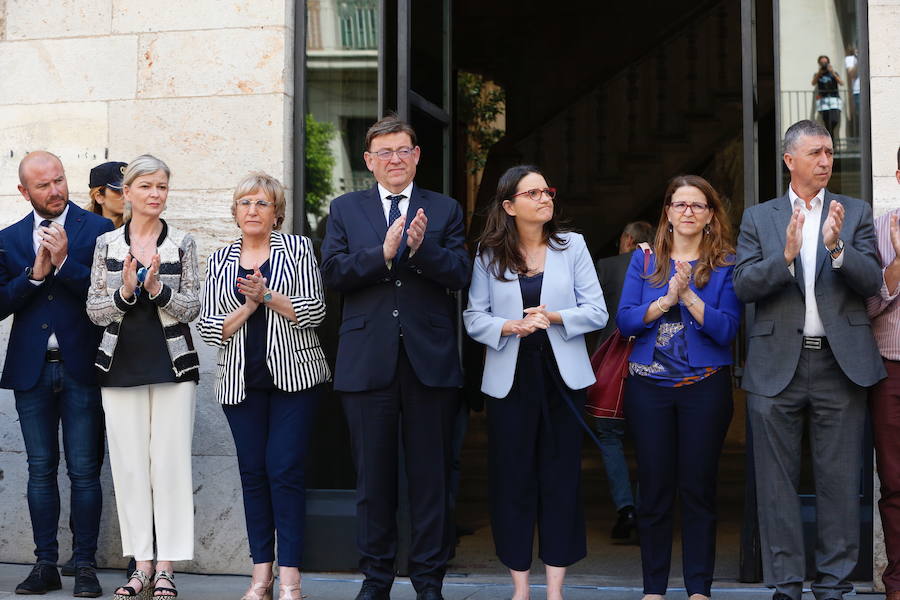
[262,289,273,304]
[827,238,844,258]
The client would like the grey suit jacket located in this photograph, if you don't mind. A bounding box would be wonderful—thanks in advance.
[734,191,885,397]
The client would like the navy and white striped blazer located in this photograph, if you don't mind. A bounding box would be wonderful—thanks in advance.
[198,231,331,405]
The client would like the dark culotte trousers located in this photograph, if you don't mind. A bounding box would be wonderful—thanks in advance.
[486,339,586,571]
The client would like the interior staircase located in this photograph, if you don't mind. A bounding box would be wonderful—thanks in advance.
[475,0,743,255]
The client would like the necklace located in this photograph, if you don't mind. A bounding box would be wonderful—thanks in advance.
[130,236,156,256]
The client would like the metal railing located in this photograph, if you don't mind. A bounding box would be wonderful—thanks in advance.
[338,0,377,50]
[780,88,862,147]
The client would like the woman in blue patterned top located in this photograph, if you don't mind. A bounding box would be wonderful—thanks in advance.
[617,175,742,600]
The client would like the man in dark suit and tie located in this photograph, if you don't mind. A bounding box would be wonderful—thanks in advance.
[321,115,470,600]
[0,151,114,597]
[734,120,885,600]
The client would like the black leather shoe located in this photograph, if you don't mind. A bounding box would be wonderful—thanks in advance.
[60,555,76,577]
[15,562,62,595]
[416,588,444,600]
[611,505,636,539]
[354,581,389,600]
[73,566,103,598]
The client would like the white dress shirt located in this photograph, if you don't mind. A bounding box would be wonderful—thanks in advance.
[30,205,69,350]
[377,182,413,224]
[788,186,843,336]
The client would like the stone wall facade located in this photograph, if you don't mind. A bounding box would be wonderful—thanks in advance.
[0,0,294,574]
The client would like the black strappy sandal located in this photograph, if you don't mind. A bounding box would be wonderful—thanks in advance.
[153,570,178,598]
[113,568,153,600]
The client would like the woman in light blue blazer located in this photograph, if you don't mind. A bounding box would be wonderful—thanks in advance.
[617,175,741,600]
[464,165,607,600]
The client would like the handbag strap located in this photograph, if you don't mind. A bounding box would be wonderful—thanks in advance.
[638,243,652,275]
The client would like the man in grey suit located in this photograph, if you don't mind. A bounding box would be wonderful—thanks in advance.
[734,119,885,600]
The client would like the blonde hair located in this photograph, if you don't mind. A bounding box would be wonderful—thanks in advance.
[123,154,171,188]
[231,172,286,230]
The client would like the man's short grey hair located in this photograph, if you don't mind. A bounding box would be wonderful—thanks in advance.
[623,221,654,244]
[122,154,171,188]
[783,119,832,154]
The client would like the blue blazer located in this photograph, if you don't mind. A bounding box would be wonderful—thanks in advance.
[464,232,608,398]
[0,202,114,390]
[320,184,471,392]
[617,250,742,368]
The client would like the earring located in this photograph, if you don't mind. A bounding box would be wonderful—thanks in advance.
[703,224,711,235]
[667,223,673,233]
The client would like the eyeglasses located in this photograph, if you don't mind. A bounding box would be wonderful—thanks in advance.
[669,202,709,214]
[369,147,414,161]
[237,199,273,209]
[510,187,557,201]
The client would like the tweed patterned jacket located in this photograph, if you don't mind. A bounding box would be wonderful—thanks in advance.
[86,221,201,377]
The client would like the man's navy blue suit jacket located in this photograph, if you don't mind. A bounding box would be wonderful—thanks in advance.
[320,184,471,392]
[0,202,114,390]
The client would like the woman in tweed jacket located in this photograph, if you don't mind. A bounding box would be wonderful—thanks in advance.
[86,155,200,600]
[197,172,329,600]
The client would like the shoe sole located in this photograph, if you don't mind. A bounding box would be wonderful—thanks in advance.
[15,586,63,595]
[74,593,103,598]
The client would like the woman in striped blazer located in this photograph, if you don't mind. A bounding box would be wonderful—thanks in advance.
[197,172,330,600]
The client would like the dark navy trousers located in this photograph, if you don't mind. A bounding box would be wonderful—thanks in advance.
[223,385,321,567]
[625,369,733,596]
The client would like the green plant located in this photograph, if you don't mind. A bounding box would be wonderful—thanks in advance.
[305,113,336,216]
[457,71,505,174]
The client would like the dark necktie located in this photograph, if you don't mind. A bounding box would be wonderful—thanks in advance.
[386,194,404,225]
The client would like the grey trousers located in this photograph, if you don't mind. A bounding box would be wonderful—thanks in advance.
[747,345,866,600]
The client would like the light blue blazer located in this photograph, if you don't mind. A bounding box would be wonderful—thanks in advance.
[464,231,608,398]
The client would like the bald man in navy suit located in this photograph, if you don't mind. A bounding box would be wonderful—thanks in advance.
[0,151,113,597]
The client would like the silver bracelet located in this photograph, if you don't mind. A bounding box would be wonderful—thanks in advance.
[682,294,699,307]
[655,297,670,313]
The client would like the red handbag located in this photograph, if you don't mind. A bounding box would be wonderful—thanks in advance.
[585,248,650,420]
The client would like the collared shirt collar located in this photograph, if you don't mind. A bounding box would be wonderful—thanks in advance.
[33,203,69,229]
[788,185,825,211]
[377,182,414,202]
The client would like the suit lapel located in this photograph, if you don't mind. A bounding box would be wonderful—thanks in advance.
[16,213,36,264]
[219,238,243,313]
[814,191,835,281]
[63,202,88,249]
[397,184,427,260]
[361,185,388,243]
[771,195,805,295]
[267,231,288,294]
[539,243,561,307]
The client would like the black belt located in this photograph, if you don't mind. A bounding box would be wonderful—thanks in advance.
[802,336,828,350]
[45,349,62,362]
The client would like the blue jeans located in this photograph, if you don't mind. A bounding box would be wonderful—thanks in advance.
[14,361,104,567]
[595,417,634,510]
